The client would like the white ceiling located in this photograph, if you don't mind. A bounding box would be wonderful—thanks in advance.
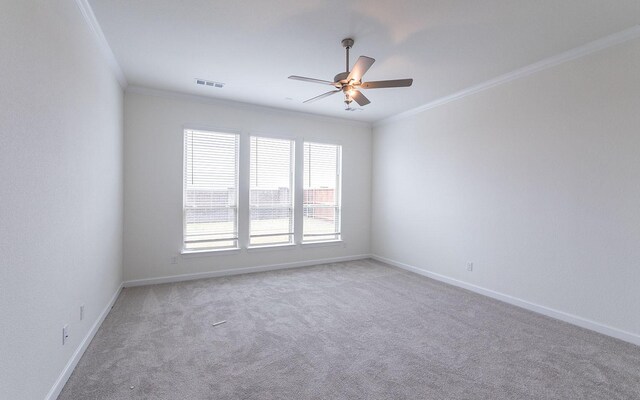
[88,0,640,122]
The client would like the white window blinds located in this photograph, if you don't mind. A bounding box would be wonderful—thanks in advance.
[303,142,341,242]
[250,136,295,246]
[183,129,239,250]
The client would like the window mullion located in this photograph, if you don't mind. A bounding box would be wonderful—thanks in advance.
[294,137,304,245]
[238,131,251,249]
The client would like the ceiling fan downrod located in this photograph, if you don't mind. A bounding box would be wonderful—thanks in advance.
[342,38,354,73]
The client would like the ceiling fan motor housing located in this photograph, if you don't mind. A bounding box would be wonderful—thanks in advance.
[334,72,350,84]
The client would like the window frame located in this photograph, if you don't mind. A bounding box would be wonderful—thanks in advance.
[302,141,342,244]
[248,135,296,248]
[182,128,241,253]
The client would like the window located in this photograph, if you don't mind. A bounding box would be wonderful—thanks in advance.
[250,136,295,246]
[183,129,239,250]
[182,130,342,252]
[303,142,341,242]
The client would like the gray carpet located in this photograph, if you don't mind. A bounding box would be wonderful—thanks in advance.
[59,259,640,399]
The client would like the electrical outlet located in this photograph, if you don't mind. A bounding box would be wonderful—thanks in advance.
[170,256,178,264]
[62,325,69,345]
[466,262,474,272]
[80,305,84,321]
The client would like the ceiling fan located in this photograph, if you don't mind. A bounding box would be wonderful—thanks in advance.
[288,38,413,110]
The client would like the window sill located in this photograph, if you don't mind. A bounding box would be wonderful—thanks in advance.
[246,243,297,253]
[181,248,241,257]
[301,240,344,248]
[180,240,343,256]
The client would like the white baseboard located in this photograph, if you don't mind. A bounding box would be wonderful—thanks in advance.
[123,254,371,287]
[371,254,640,347]
[45,284,123,400]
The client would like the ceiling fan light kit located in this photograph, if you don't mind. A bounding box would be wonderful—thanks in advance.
[289,38,413,110]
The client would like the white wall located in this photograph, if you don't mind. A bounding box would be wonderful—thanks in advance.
[372,39,640,338]
[123,90,371,282]
[0,1,124,399]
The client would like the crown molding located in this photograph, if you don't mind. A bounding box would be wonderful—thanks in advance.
[126,85,373,127]
[374,24,640,127]
[74,0,128,88]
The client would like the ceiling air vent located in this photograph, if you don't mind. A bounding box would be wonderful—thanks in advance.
[195,78,225,88]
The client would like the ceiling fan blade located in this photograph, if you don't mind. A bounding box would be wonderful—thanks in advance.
[303,90,341,103]
[351,90,370,106]
[288,76,335,85]
[347,56,375,82]
[361,79,413,89]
